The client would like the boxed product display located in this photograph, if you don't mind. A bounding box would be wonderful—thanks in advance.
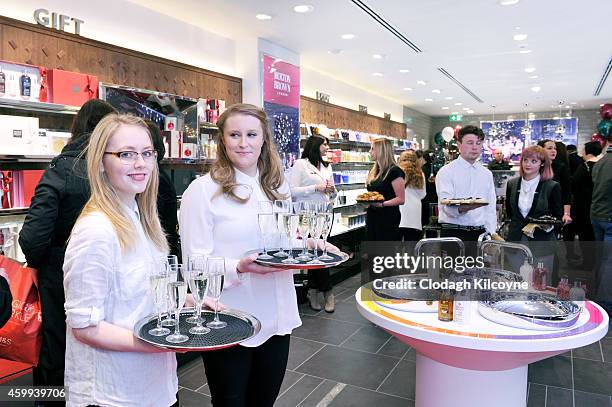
[0,61,42,102]
[47,68,99,106]
[0,115,40,155]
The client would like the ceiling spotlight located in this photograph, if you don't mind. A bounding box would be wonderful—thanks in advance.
[403,87,413,91]
[372,54,384,59]
[455,102,463,106]
[341,34,355,40]
[463,107,470,111]
[467,110,475,114]
[417,80,427,85]
[513,34,528,41]
[399,69,410,73]
[444,96,454,100]
[372,72,383,77]
[499,0,520,5]
[520,49,532,54]
[442,107,449,110]
[425,98,433,102]
[293,5,314,13]
[531,86,541,92]
[256,13,273,20]
[432,89,441,94]
[524,67,536,73]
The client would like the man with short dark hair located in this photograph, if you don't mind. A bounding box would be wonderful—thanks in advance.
[487,148,511,171]
[436,125,499,254]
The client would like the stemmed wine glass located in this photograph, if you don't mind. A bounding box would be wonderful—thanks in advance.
[281,211,299,264]
[186,254,206,324]
[148,257,171,336]
[318,202,335,261]
[307,202,324,263]
[161,255,179,327]
[206,257,227,329]
[273,199,291,258]
[258,201,276,260]
[166,275,188,343]
[186,255,210,335]
[295,202,312,261]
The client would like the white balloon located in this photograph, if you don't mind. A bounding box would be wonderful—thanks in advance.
[442,127,454,142]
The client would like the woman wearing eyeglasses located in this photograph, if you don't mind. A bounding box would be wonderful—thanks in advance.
[63,114,180,406]
[179,104,306,406]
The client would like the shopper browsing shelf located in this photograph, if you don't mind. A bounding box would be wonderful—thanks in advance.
[398,150,426,242]
[365,138,405,241]
[18,99,116,395]
[180,104,304,407]
[435,126,498,253]
[62,114,180,407]
[289,135,337,312]
[505,145,563,280]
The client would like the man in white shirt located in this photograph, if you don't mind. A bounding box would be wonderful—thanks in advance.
[436,125,499,255]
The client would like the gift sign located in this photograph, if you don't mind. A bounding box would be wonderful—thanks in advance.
[263,55,300,109]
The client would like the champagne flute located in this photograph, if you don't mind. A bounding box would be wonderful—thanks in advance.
[281,213,299,264]
[257,203,277,260]
[187,259,210,335]
[306,202,322,262]
[148,258,171,336]
[206,257,227,329]
[296,202,312,261]
[161,255,179,327]
[319,203,335,261]
[273,199,291,258]
[186,254,206,324]
[165,280,188,343]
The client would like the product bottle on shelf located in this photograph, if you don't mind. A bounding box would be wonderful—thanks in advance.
[519,259,533,290]
[453,290,471,325]
[569,281,586,308]
[0,67,5,96]
[8,73,17,97]
[532,261,548,291]
[438,290,454,322]
[20,70,31,99]
[556,276,571,300]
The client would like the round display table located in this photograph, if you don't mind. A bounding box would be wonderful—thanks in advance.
[356,286,609,407]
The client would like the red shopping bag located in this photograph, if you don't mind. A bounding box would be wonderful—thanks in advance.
[0,256,42,366]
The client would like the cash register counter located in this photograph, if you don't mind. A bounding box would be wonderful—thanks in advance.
[355,286,609,407]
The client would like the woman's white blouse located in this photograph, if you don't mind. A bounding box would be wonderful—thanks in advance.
[289,158,335,202]
[63,206,177,407]
[399,174,427,230]
[519,175,541,218]
[179,168,301,347]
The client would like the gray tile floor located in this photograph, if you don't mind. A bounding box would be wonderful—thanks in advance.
[177,273,612,407]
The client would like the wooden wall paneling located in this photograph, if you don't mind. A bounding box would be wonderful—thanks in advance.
[2,25,58,67]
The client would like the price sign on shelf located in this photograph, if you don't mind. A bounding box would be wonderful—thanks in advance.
[449,114,463,122]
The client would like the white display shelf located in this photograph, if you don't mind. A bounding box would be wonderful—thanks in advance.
[0,98,80,115]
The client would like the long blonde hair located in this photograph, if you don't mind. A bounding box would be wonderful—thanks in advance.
[367,138,397,184]
[399,150,424,189]
[78,113,168,253]
[210,103,287,203]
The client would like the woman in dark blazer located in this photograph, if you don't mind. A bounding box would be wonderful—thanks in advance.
[505,146,563,281]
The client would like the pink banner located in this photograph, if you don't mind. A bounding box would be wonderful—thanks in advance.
[263,54,300,108]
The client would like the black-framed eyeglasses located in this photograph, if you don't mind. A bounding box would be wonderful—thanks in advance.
[104,149,157,164]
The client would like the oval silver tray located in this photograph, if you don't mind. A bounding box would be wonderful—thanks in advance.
[478,292,581,331]
[134,308,261,351]
[247,248,349,270]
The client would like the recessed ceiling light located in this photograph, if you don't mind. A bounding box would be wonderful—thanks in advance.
[328,49,343,55]
[529,75,539,79]
[256,13,273,20]
[513,34,528,41]
[293,5,314,13]
[565,105,571,109]
[531,86,541,92]
[442,107,449,110]
[341,34,355,40]
[463,107,470,111]
[467,110,475,114]
[372,54,384,59]
[455,102,463,106]
[520,49,532,54]
[499,0,520,5]
[403,87,413,91]
[444,96,454,100]
[570,102,577,105]
[524,67,536,73]
[399,69,410,73]
[417,80,427,85]
[432,89,441,94]
[425,98,433,102]
[372,72,383,77]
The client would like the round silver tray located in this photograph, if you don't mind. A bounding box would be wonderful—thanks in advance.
[247,249,349,270]
[478,292,581,331]
[134,308,261,351]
